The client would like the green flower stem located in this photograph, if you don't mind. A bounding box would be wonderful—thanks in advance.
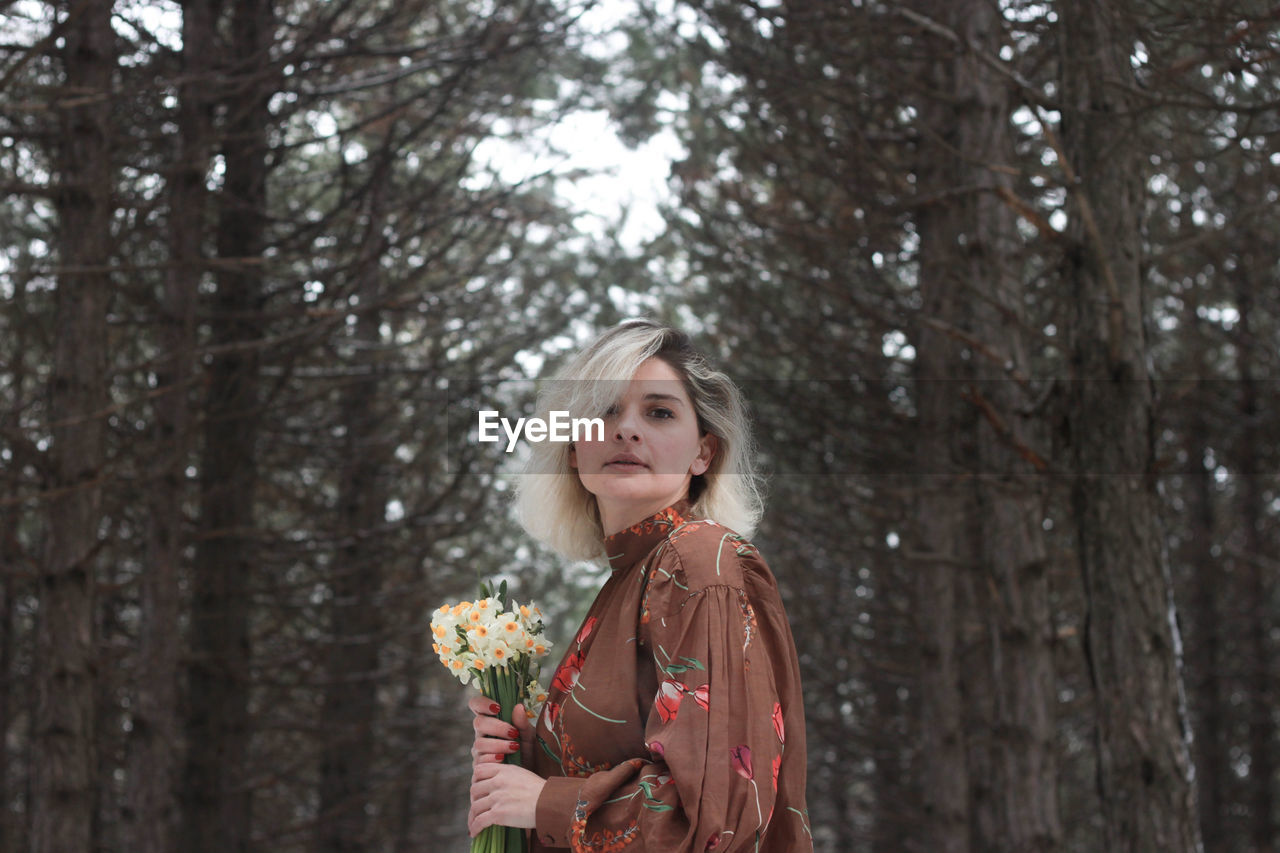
[471,665,528,851]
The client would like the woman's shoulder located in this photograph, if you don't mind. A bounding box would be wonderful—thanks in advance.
[656,517,766,591]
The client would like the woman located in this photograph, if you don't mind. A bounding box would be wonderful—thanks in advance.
[467,320,811,851]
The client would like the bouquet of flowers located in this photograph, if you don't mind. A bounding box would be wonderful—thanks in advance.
[432,580,551,853]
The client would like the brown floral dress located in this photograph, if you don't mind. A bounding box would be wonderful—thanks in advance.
[531,499,812,851]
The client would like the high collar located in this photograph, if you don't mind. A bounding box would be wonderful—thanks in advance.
[603,498,693,573]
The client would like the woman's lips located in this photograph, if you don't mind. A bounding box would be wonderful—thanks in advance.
[604,461,648,470]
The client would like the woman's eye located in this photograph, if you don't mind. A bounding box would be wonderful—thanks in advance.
[649,407,674,419]
[603,404,619,417]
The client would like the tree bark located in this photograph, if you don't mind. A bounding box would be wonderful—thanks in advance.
[910,87,973,853]
[1231,275,1275,852]
[392,626,428,853]
[0,527,13,853]
[1182,293,1226,851]
[908,2,1061,849]
[32,1,114,850]
[316,168,391,853]
[1057,3,1201,849]
[128,1,217,850]
[949,4,1061,849]
[179,0,273,849]
[0,265,32,853]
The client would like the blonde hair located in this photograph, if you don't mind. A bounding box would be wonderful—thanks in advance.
[513,319,765,561]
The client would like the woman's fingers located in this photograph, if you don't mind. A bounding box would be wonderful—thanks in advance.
[474,740,521,761]
[472,713,520,740]
[468,763,498,836]
[466,763,510,836]
[512,703,531,731]
[469,695,518,739]
[472,715,520,748]
[470,757,503,788]
[469,745,508,765]
[510,702,535,764]
[469,696,521,767]
[467,762,543,836]
[465,703,545,835]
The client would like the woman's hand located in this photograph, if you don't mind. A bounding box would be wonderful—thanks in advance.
[468,762,546,837]
[468,694,534,768]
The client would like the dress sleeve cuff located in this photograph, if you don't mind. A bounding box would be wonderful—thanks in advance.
[534,775,585,848]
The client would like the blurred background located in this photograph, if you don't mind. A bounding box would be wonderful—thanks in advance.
[1,1,1278,850]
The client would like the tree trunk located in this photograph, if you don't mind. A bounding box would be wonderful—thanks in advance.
[1182,295,1226,851]
[315,379,385,850]
[0,545,13,853]
[0,529,15,853]
[908,2,1061,849]
[32,6,111,852]
[910,87,973,853]
[31,1,114,850]
[316,177,391,853]
[949,3,1060,849]
[128,1,216,850]
[1231,276,1275,851]
[0,268,33,853]
[392,626,427,853]
[868,625,917,851]
[179,0,273,849]
[910,355,971,853]
[1056,3,1201,849]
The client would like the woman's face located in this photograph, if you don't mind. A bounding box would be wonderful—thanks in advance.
[570,357,717,536]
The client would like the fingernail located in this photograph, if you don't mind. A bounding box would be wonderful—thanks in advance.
[508,727,519,739]
[489,703,501,715]
[508,741,520,752]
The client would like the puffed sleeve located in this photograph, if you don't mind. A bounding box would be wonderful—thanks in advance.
[535,539,791,851]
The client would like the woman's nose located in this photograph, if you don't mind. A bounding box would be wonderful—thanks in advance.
[613,406,641,440]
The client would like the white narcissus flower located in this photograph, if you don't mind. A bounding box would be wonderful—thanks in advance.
[448,656,471,686]
[499,615,526,646]
[433,590,553,690]
[487,640,514,666]
[523,684,549,720]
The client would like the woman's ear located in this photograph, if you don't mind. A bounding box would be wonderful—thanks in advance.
[690,433,718,476]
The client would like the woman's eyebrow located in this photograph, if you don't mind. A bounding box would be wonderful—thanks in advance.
[642,392,685,407]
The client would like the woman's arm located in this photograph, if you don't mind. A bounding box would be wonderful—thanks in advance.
[534,573,792,851]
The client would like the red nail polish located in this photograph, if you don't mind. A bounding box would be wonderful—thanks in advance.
[489,703,501,715]
[508,741,520,752]
[508,727,519,739]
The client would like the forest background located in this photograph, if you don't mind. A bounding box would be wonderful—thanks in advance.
[1,0,1278,851]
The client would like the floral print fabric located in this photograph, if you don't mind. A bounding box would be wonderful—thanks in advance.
[531,499,812,851]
